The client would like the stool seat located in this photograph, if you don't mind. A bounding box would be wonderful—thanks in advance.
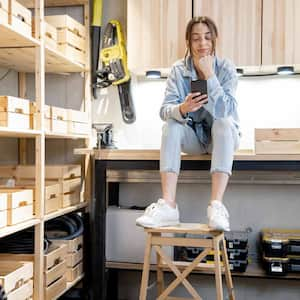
[139,223,235,300]
[145,223,222,234]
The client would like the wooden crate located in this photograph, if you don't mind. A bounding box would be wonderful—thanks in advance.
[0,96,31,129]
[0,192,7,210]
[62,190,80,207]
[255,128,300,154]
[51,235,83,253]
[32,18,57,49]
[51,105,68,134]
[7,280,33,300]
[0,187,34,225]
[66,247,83,268]
[45,182,60,213]
[67,109,89,135]
[45,15,85,39]
[44,244,67,270]
[0,260,33,294]
[45,260,67,286]
[57,28,85,51]
[57,43,85,65]
[9,0,32,37]
[0,0,9,24]
[45,275,66,300]
[30,102,51,131]
[66,261,83,282]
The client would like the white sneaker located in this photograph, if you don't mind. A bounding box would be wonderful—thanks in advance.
[136,198,180,228]
[207,200,230,231]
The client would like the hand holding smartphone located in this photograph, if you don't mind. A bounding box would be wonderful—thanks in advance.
[191,79,208,104]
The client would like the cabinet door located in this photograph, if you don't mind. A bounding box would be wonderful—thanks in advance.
[193,0,262,66]
[262,0,300,65]
[127,0,192,71]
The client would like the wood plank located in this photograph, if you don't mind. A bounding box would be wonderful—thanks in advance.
[0,127,41,137]
[255,141,300,155]
[92,149,300,161]
[255,128,300,141]
[0,218,39,238]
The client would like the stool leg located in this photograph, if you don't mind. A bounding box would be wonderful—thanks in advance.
[213,236,223,300]
[139,232,152,300]
[156,233,165,296]
[221,238,235,300]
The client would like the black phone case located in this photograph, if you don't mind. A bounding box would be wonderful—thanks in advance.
[191,79,207,95]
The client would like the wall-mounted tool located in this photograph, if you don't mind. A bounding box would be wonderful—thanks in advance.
[91,0,103,98]
[96,20,136,124]
[93,123,116,149]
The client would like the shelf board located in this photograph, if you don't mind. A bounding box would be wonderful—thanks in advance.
[0,218,40,238]
[0,23,85,73]
[18,0,88,8]
[0,127,41,138]
[0,23,40,47]
[45,131,89,139]
[54,274,84,300]
[106,261,300,280]
[44,202,88,221]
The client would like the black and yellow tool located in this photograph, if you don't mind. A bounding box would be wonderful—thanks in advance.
[96,20,136,124]
[91,0,103,98]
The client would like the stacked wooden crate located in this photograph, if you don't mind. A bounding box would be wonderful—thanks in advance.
[44,244,67,300]
[9,0,32,36]
[0,188,34,226]
[255,128,300,154]
[45,15,86,65]
[0,96,33,130]
[15,164,82,209]
[51,235,83,282]
[0,260,33,299]
[0,0,8,24]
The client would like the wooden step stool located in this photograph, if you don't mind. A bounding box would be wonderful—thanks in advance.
[139,223,235,300]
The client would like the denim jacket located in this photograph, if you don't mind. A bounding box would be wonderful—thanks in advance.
[160,56,239,144]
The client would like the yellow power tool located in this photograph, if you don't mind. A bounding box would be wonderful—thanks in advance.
[97,20,135,124]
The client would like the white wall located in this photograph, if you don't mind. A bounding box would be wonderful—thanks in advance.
[93,74,300,150]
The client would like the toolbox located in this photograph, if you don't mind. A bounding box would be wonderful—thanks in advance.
[262,228,300,257]
[228,259,248,272]
[225,230,248,250]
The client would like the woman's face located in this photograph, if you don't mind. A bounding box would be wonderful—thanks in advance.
[189,23,213,60]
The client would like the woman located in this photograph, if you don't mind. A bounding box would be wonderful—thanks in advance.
[136,16,240,231]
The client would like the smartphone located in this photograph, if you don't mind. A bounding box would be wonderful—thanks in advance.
[191,79,207,96]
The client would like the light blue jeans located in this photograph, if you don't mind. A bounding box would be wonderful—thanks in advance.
[160,118,240,176]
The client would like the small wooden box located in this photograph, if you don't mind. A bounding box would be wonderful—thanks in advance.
[32,19,57,49]
[45,182,60,214]
[66,262,83,282]
[0,260,33,294]
[0,0,9,24]
[7,279,33,300]
[57,43,85,65]
[67,109,89,135]
[57,28,85,51]
[45,15,85,38]
[44,244,67,270]
[255,128,300,154]
[9,0,32,37]
[51,106,68,134]
[62,190,80,208]
[45,275,66,300]
[0,187,34,225]
[45,260,66,286]
[0,192,7,210]
[66,247,83,268]
[51,235,83,253]
[0,96,31,129]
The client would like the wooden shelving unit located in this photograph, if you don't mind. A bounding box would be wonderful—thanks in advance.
[0,0,91,298]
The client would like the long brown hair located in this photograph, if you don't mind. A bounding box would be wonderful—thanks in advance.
[184,16,218,62]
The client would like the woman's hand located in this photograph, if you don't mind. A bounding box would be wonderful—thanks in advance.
[195,55,214,79]
[179,92,208,116]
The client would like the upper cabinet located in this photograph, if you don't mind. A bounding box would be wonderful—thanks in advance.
[193,0,262,67]
[262,0,300,65]
[127,0,192,71]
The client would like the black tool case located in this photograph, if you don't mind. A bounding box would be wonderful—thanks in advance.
[262,229,300,257]
[225,231,248,250]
